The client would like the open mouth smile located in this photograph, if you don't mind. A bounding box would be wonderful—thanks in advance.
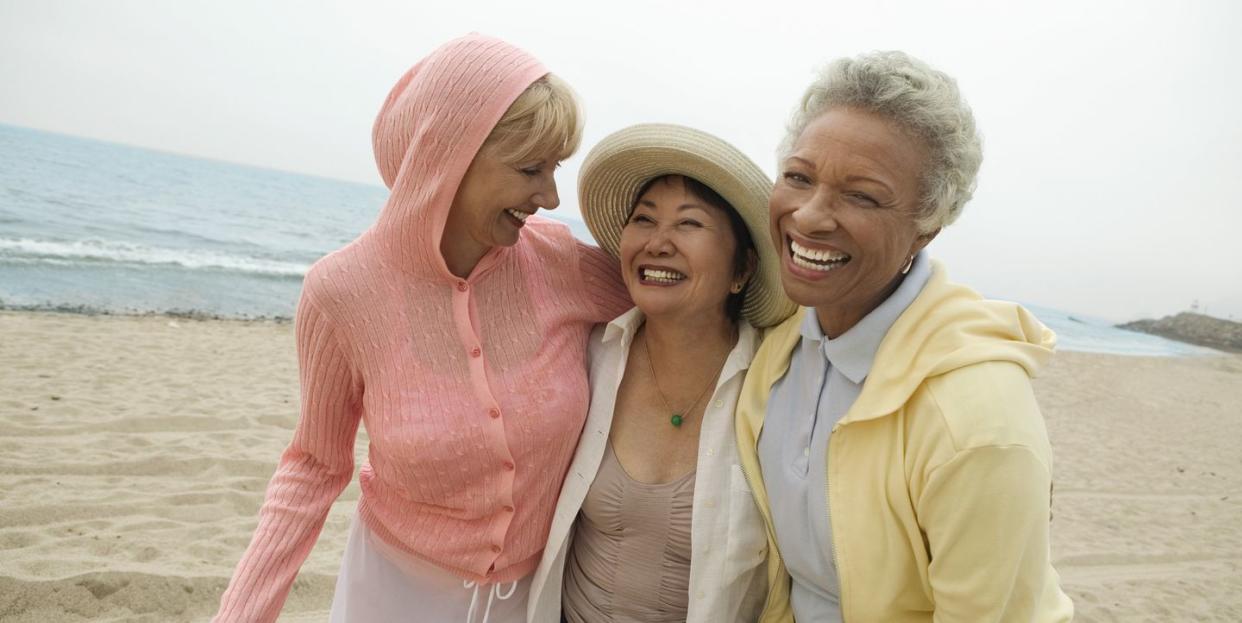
[638,266,687,285]
[504,208,533,225]
[789,237,851,272]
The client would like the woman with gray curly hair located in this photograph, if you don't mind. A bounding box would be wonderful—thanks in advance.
[735,51,1074,622]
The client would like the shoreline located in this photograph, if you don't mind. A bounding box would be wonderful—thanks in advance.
[0,305,1215,357]
[0,304,292,324]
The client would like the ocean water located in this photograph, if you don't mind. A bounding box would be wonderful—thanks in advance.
[0,124,1212,356]
[0,124,592,319]
[1020,304,1215,357]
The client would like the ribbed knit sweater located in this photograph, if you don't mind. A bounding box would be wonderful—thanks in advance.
[213,35,630,622]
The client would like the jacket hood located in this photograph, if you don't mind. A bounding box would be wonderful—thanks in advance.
[847,259,1055,423]
[763,259,1056,425]
[368,34,547,279]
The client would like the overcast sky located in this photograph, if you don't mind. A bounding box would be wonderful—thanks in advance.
[2,0,1239,321]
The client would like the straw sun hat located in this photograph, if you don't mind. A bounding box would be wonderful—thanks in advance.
[578,123,797,329]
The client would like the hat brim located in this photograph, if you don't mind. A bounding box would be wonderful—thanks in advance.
[578,124,796,328]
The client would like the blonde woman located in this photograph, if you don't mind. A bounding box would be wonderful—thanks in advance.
[214,35,629,623]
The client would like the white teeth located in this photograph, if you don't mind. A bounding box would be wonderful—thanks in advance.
[792,253,844,272]
[790,239,849,263]
[505,208,531,222]
[641,268,686,283]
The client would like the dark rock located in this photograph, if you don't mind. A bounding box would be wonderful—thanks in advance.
[1118,312,1242,353]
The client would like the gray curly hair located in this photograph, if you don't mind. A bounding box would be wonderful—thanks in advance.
[779,51,983,233]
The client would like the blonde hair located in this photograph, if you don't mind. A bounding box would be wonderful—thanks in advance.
[484,73,583,164]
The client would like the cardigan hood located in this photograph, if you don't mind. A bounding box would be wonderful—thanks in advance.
[368,33,547,280]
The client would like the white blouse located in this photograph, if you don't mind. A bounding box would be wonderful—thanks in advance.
[526,308,769,623]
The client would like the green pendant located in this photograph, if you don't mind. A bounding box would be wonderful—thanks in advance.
[670,414,684,427]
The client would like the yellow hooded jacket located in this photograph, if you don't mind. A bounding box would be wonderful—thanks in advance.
[738,261,1074,622]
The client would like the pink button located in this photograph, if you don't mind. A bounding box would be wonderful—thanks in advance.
[488,408,501,419]
[456,281,468,292]
[470,347,482,358]
[502,461,515,471]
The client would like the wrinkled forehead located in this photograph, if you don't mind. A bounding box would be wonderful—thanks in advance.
[789,109,928,191]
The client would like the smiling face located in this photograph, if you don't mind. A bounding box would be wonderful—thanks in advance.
[770,107,938,337]
[619,176,747,326]
[440,143,562,277]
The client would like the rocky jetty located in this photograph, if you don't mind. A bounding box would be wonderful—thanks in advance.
[1119,312,1242,353]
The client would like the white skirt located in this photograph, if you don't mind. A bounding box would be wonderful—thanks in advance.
[329,517,531,623]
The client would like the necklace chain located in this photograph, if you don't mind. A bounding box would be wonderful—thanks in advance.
[641,329,729,428]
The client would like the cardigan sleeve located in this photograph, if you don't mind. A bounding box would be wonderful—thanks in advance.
[573,240,631,323]
[917,444,1066,623]
[214,289,363,623]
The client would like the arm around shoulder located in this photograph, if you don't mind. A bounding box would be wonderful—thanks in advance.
[573,240,631,322]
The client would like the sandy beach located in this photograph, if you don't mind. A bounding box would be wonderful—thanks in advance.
[1,310,1239,622]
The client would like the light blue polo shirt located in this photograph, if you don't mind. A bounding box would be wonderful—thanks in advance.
[757,251,930,622]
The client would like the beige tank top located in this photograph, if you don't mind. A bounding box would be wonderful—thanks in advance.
[562,443,696,622]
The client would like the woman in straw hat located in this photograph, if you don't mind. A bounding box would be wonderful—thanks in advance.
[214,35,630,623]
[735,51,1074,621]
[525,124,797,623]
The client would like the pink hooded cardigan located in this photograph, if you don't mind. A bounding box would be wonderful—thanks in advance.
[214,35,630,622]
